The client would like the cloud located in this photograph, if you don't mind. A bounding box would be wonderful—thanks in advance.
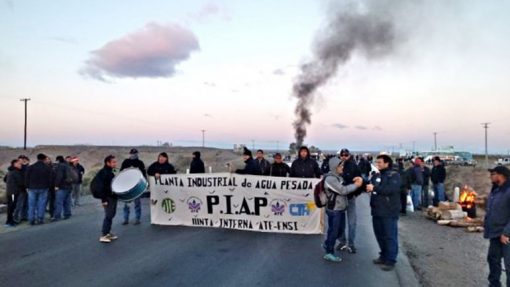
[51,36,78,45]
[80,23,199,81]
[189,2,231,22]
[273,69,285,76]
[373,126,383,131]
[332,123,349,129]
[204,113,213,118]
[203,81,216,87]
[355,125,368,130]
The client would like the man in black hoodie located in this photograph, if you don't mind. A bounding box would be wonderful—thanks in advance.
[97,155,118,243]
[235,147,260,175]
[52,156,74,221]
[120,149,146,225]
[148,152,177,178]
[270,153,290,177]
[290,146,321,178]
[189,151,205,174]
[4,159,24,227]
[25,153,52,225]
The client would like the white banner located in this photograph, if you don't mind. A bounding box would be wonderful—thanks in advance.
[150,173,323,234]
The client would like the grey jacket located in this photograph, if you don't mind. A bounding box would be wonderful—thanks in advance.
[325,173,358,211]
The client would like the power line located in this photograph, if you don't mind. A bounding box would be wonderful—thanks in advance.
[20,98,31,150]
[433,132,438,151]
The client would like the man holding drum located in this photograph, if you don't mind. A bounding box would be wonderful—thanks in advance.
[120,149,147,225]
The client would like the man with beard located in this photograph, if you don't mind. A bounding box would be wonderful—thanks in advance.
[120,149,146,225]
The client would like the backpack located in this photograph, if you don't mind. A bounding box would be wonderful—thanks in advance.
[314,176,337,208]
[65,166,80,184]
[89,172,104,199]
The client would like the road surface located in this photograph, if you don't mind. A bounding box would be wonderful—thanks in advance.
[0,195,419,287]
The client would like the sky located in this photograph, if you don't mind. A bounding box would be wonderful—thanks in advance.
[1,0,509,154]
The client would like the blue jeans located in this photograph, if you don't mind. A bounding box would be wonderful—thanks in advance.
[339,198,357,247]
[488,238,510,287]
[28,189,48,223]
[410,184,422,210]
[123,197,141,221]
[372,216,399,265]
[421,185,430,208]
[324,209,346,254]
[433,183,445,205]
[13,191,27,221]
[54,189,72,219]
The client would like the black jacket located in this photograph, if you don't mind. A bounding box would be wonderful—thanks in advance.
[95,166,116,202]
[358,158,372,177]
[422,166,431,187]
[6,168,25,196]
[55,162,73,190]
[370,168,402,218]
[290,158,321,178]
[121,158,147,178]
[25,160,53,189]
[409,165,424,186]
[235,158,260,175]
[270,162,290,177]
[342,158,363,199]
[255,158,271,176]
[431,164,446,184]
[73,163,85,184]
[484,181,510,239]
[190,158,205,174]
[147,161,177,176]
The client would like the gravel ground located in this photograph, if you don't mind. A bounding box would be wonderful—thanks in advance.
[399,211,508,287]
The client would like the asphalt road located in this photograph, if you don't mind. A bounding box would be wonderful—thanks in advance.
[0,196,419,287]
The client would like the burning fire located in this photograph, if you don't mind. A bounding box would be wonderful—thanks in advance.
[459,186,477,210]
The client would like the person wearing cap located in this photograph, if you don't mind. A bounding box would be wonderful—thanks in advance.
[148,152,177,179]
[409,158,424,210]
[235,147,260,175]
[269,153,290,177]
[290,146,321,178]
[25,153,53,225]
[485,165,510,286]
[255,150,271,176]
[431,156,446,206]
[52,155,76,221]
[366,154,402,271]
[322,157,363,263]
[189,151,205,174]
[70,157,85,207]
[120,148,147,225]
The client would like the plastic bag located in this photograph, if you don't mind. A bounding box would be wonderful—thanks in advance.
[406,194,414,212]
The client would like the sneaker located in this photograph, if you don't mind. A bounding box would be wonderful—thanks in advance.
[134,219,141,225]
[4,223,16,228]
[348,246,357,254]
[122,220,129,225]
[335,242,346,251]
[323,253,343,263]
[373,258,385,265]
[106,233,118,240]
[99,236,112,243]
[339,245,349,252]
[380,264,395,272]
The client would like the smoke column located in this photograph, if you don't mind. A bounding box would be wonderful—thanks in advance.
[293,1,398,148]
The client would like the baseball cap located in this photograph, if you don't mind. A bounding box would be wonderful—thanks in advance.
[488,165,510,178]
[129,148,139,154]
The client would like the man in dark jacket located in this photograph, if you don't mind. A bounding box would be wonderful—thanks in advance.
[398,159,411,215]
[409,158,424,210]
[148,152,177,178]
[71,157,85,207]
[52,156,74,221]
[484,166,510,286]
[25,153,52,225]
[97,155,119,243]
[5,159,24,227]
[16,155,30,221]
[358,155,372,180]
[431,156,446,206]
[366,154,401,271]
[290,146,321,178]
[269,153,290,177]
[235,147,260,175]
[420,157,431,208]
[255,150,271,176]
[120,148,146,225]
[189,151,205,174]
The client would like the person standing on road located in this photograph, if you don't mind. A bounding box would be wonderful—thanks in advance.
[484,165,510,287]
[25,153,52,225]
[120,149,146,225]
[269,153,290,177]
[255,150,271,176]
[52,156,75,221]
[420,158,431,208]
[366,154,401,272]
[398,159,411,216]
[337,148,363,254]
[4,159,24,227]
[71,157,85,207]
[189,151,205,174]
[95,155,119,243]
[409,158,424,210]
[322,157,363,263]
[431,156,446,206]
[46,156,57,218]
[16,155,30,222]
[235,147,260,175]
[358,155,372,181]
[290,146,321,178]
[148,152,177,180]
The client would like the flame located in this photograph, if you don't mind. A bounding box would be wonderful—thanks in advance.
[459,186,477,209]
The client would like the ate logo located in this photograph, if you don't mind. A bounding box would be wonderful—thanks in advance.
[270,200,286,216]
[187,197,202,213]
[161,198,176,214]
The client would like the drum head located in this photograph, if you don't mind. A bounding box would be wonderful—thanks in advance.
[112,169,143,194]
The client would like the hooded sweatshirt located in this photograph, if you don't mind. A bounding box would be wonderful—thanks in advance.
[290,147,321,178]
[190,152,205,174]
[324,157,358,211]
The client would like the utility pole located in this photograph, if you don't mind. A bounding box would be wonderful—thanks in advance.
[201,130,206,148]
[482,123,490,168]
[20,98,31,150]
[251,139,255,151]
[433,132,438,151]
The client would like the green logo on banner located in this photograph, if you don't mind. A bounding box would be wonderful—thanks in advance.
[161,198,176,214]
